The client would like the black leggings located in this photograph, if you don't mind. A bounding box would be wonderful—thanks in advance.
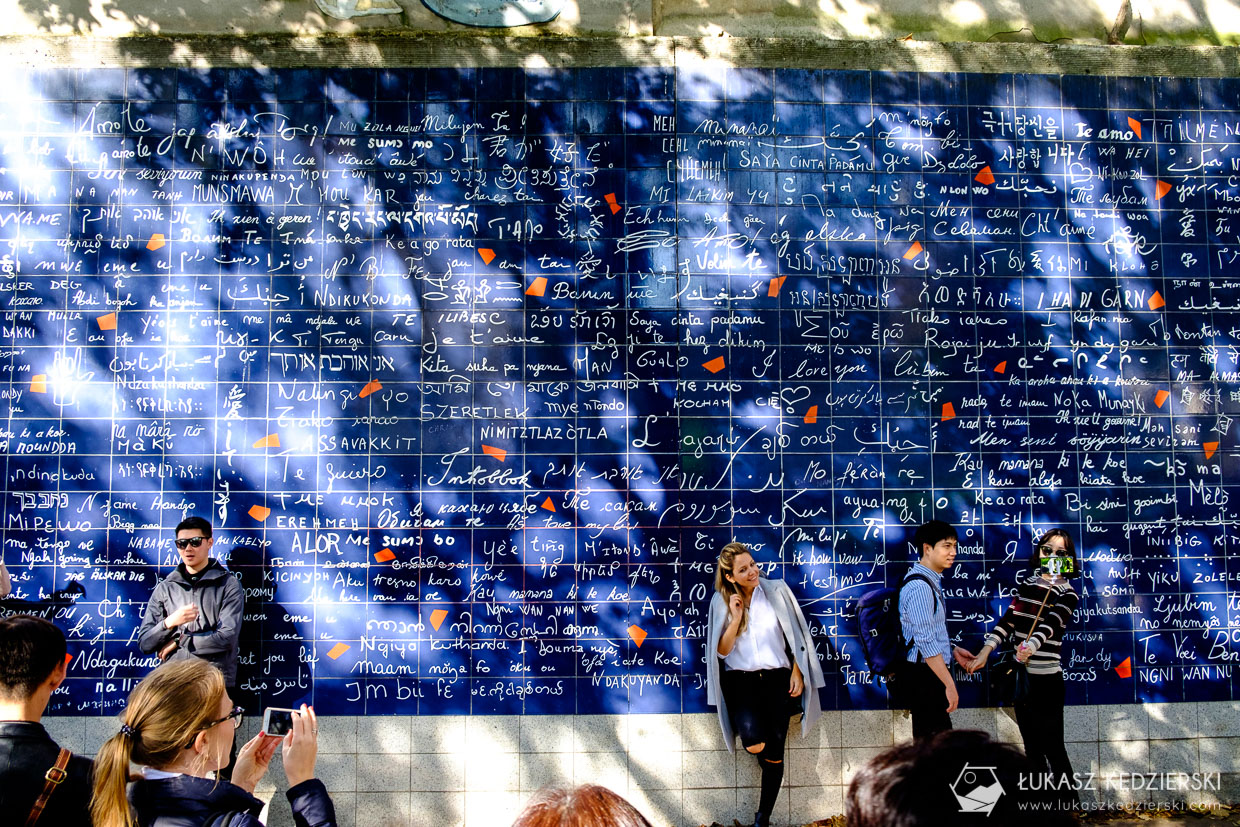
[1014,671,1076,801]
[722,667,792,818]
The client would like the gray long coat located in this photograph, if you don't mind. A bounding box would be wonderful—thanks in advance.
[706,577,826,752]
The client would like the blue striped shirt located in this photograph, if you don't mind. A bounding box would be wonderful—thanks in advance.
[899,562,952,663]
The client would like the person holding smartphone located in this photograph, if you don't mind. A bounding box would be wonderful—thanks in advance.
[90,659,335,827]
[137,516,245,778]
[706,542,825,827]
[966,529,1080,805]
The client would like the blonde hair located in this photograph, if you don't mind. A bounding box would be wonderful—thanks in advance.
[91,659,227,827]
[715,541,759,636]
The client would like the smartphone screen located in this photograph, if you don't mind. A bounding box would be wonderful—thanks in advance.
[262,707,296,736]
[1040,555,1075,576]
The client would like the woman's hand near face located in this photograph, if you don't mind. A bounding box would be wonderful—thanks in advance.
[282,704,319,788]
[231,733,280,793]
[727,593,744,625]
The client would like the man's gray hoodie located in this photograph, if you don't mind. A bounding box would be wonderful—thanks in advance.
[137,560,244,686]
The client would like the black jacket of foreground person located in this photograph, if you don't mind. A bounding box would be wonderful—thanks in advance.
[0,720,95,827]
[129,774,336,827]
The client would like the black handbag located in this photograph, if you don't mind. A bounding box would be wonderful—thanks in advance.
[988,649,1030,706]
[988,586,1052,707]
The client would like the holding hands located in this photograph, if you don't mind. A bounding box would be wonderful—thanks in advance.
[965,644,994,673]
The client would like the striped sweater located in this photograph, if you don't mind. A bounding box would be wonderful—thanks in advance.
[983,577,1078,675]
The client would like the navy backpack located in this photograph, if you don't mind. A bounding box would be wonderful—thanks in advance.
[854,573,938,678]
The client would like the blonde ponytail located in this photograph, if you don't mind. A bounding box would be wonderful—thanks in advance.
[90,660,226,827]
[715,541,757,636]
[91,728,140,827]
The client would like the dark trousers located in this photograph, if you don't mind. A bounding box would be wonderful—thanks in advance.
[1015,671,1077,804]
[891,661,952,739]
[722,668,793,818]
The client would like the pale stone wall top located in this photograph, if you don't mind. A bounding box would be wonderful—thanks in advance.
[0,0,1237,45]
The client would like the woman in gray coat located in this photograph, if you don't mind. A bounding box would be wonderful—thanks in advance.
[707,542,825,827]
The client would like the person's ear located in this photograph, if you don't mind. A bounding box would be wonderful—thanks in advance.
[724,572,735,584]
[45,658,68,692]
[192,728,212,757]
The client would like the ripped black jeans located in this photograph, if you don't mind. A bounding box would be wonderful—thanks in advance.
[722,667,793,818]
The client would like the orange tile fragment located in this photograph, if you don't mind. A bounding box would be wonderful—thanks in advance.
[1155,180,1173,201]
[541,497,556,512]
[1155,390,1170,409]
[359,380,382,398]
[481,444,508,462]
[248,505,271,522]
[326,643,350,660]
[374,548,396,563]
[430,609,449,631]
[941,402,956,421]
[1147,291,1165,310]
[627,624,648,648]
[1127,117,1143,139]
[526,277,548,297]
[479,248,497,265]
[804,405,818,425]
[97,313,117,331]
[29,375,46,394]
[994,361,1007,374]
[974,166,995,186]
[253,433,280,449]
[1114,657,1132,679]
[146,233,166,251]
[702,356,726,374]
[1204,441,1219,460]
[767,276,786,297]
[903,241,923,260]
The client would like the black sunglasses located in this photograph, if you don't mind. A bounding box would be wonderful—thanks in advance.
[185,706,244,749]
[175,537,208,550]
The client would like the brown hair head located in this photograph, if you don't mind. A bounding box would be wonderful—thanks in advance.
[714,541,758,636]
[91,659,227,827]
[0,615,67,701]
[512,784,654,827]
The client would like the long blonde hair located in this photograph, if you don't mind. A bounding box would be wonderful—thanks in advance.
[91,659,227,827]
[715,541,759,636]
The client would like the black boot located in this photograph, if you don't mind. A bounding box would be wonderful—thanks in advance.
[753,811,770,827]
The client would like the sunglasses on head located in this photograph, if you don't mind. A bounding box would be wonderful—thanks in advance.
[175,537,207,550]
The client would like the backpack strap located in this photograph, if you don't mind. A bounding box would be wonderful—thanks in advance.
[901,573,939,614]
[23,748,71,827]
[899,573,942,661]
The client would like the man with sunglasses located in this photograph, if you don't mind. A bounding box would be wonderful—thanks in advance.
[137,516,244,777]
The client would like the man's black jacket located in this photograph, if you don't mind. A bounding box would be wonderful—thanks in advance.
[0,721,93,827]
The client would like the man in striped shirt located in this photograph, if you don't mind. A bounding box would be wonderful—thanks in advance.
[894,520,974,739]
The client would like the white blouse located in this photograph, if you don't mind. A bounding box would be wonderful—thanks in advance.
[723,585,792,671]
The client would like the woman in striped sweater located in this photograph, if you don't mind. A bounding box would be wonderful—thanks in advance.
[967,529,1080,794]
